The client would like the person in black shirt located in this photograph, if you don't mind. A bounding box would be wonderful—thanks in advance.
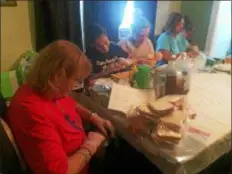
[85,24,129,74]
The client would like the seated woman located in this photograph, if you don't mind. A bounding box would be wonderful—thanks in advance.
[182,15,194,43]
[119,16,161,64]
[156,12,200,66]
[4,40,114,174]
[85,24,129,74]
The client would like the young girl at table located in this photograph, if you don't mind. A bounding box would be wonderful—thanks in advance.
[156,12,200,66]
[85,24,130,74]
[118,11,162,65]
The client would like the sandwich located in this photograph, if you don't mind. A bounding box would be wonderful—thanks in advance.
[148,99,174,116]
[137,104,161,120]
[161,95,185,110]
[137,104,153,116]
[159,110,186,132]
[151,124,182,144]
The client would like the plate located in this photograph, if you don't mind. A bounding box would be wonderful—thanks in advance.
[213,64,231,73]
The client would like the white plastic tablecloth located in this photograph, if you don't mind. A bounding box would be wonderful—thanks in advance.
[72,73,231,174]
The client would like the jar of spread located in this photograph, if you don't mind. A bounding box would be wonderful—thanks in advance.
[165,60,190,95]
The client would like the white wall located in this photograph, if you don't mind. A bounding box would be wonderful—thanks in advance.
[205,1,231,58]
[1,1,35,71]
[155,1,181,35]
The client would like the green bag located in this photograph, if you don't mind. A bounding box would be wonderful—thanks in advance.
[134,65,152,89]
[0,70,19,100]
[16,50,38,85]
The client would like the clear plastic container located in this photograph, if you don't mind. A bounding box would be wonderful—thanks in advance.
[152,67,167,99]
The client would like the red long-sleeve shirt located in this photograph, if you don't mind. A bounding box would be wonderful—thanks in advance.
[5,85,87,174]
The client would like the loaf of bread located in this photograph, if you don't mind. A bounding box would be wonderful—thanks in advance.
[160,110,185,132]
[148,99,174,116]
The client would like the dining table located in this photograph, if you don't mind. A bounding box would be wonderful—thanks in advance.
[72,71,231,174]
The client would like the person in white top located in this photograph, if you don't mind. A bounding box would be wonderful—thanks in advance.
[118,16,162,65]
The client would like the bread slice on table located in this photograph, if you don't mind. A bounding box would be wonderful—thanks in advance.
[156,124,182,142]
[160,95,185,110]
[148,99,174,116]
[160,110,186,132]
[137,104,153,116]
[137,104,163,122]
[151,124,182,144]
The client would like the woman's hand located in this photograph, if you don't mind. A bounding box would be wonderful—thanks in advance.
[187,50,200,58]
[187,45,200,58]
[154,52,163,61]
[90,114,115,138]
[118,58,132,66]
[176,52,187,60]
[81,132,106,155]
[136,58,151,64]
[103,61,125,73]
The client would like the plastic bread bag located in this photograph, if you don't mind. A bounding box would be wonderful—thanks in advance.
[127,94,188,135]
[150,106,190,147]
[126,104,156,135]
[127,95,194,141]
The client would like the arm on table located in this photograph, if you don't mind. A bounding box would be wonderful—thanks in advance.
[14,109,94,174]
[184,37,200,57]
[75,103,115,138]
[75,103,93,122]
[156,34,174,61]
[186,45,200,57]
[159,50,175,61]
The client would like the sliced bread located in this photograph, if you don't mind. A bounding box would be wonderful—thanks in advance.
[161,95,185,110]
[151,124,182,144]
[160,110,186,132]
[137,104,153,116]
[148,99,174,116]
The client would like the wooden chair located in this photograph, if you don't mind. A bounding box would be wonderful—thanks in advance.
[0,92,27,174]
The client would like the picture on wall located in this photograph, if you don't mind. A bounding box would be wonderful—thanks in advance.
[0,0,17,6]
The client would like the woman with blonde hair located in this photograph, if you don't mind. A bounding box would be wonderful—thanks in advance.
[118,13,162,65]
[4,40,114,174]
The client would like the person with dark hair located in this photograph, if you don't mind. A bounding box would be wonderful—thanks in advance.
[85,24,129,74]
[119,15,162,64]
[156,12,200,65]
[183,15,194,43]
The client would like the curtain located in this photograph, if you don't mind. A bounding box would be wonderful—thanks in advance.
[134,1,157,42]
[34,0,83,51]
[83,1,127,43]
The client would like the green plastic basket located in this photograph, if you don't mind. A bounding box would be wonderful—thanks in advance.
[15,50,38,85]
[0,70,19,100]
[134,65,152,89]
